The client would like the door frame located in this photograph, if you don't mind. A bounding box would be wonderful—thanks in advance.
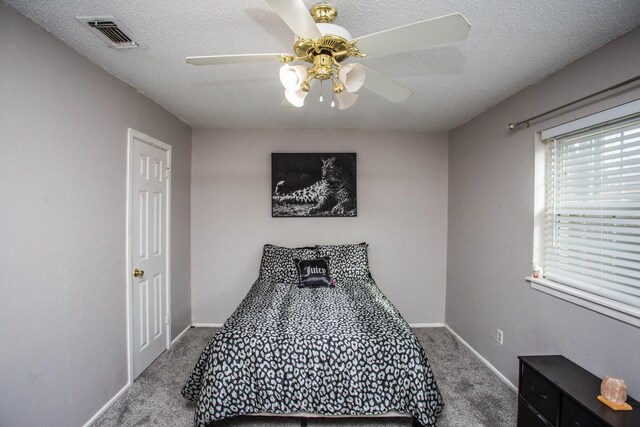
[125,128,172,384]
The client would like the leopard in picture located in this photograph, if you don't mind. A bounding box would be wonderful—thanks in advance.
[273,157,356,216]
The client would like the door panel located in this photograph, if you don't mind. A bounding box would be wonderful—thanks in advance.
[130,133,169,379]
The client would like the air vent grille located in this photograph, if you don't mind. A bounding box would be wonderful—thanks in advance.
[77,16,145,49]
[89,21,133,44]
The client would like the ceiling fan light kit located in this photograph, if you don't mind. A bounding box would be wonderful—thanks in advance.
[186,1,470,110]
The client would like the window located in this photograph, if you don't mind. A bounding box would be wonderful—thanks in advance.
[531,100,640,327]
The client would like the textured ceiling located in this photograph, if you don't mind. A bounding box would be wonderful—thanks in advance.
[6,0,640,131]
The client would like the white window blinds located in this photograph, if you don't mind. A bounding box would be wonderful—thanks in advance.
[544,115,640,310]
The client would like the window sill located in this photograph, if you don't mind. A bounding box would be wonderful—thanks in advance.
[526,276,640,329]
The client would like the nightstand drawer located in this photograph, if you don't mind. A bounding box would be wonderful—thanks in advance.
[521,364,559,424]
[519,398,554,427]
[560,396,606,427]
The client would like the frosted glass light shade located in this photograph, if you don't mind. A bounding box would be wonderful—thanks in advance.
[279,64,308,90]
[338,64,366,93]
[335,91,358,110]
[284,88,308,107]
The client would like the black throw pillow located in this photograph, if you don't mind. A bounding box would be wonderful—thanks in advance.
[294,257,333,288]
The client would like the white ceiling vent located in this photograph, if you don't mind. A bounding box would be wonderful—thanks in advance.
[77,16,145,49]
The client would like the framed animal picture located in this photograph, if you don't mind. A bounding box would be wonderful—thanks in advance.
[272,153,357,217]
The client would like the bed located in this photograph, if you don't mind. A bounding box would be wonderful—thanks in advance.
[182,243,444,426]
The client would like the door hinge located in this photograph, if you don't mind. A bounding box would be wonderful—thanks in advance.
[165,314,170,325]
[166,167,171,179]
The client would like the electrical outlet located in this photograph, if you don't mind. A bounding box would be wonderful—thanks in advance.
[496,329,504,345]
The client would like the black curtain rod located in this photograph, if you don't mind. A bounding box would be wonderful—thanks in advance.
[508,74,640,131]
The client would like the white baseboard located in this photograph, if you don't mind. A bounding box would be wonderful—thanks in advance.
[444,325,517,392]
[82,382,129,427]
[191,323,224,328]
[409,323,445,328]
[170,324,191,346]
[85,324,190,426]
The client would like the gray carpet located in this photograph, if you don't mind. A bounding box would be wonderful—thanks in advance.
[92,328,516,427]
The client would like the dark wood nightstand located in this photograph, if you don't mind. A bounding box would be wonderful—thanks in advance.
[517,355,640,426]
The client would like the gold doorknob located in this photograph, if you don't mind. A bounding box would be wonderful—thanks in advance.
[133,269,144,278]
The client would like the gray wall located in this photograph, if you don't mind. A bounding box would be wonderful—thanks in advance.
[191,128,448,325]
[0,4,192,427]
[446,26,640,396]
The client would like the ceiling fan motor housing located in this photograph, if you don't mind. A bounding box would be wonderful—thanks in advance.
[293,4,353,63]
[293,24,352,63]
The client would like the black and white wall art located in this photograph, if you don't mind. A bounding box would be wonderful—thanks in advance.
[272,153,357,217]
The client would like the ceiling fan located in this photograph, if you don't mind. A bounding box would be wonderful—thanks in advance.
[186,0,470,109]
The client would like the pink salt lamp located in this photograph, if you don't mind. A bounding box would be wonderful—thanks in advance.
[601,375,627,404]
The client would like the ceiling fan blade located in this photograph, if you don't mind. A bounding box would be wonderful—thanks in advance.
[186,53,288,66]
[353,64,413,103]
[265,0,322,40]
[353,13,470,57]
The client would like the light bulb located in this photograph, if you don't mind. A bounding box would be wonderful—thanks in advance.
[331,100,335,108]
[319,94,324,103]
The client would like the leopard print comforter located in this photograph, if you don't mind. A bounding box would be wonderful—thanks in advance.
[182,279,443,426]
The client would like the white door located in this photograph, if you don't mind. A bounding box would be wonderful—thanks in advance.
[128,129,171,379]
